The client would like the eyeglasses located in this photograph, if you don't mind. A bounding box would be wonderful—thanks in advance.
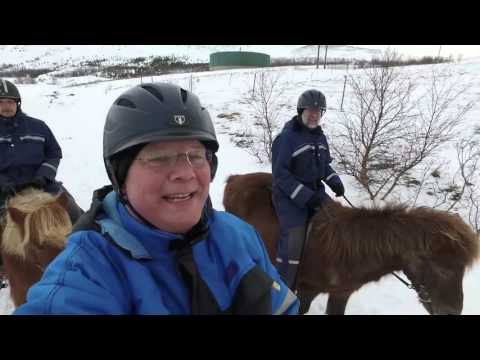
[305,107,326,117]
[136,149,212,170]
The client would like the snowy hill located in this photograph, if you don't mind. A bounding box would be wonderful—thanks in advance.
[0,45,381,69]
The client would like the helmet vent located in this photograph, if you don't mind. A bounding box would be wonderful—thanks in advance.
[116,98,136,108]
[141,85,164,102]
[180,88,188,103]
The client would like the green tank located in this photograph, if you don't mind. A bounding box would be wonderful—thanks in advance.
[209,51,270,70]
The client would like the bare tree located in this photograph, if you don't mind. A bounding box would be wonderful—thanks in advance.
[454,133,480,232]
[331,50,474,203]
[241,71,287,163]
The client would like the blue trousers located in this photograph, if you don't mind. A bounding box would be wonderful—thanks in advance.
[272,190,310,289]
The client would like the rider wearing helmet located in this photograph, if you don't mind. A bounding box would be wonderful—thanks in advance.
[0,79,81,222]
[14,83,299,315]
[271,89,345,290]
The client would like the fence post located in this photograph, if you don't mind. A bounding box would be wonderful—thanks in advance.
[340,75,347,111]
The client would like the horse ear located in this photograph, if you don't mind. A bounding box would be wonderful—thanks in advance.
[7,207,26,226]
[56,191,70,211]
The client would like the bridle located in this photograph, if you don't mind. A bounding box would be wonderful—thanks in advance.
[390,271,432,304]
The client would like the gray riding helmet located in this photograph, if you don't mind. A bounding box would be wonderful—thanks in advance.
[0,79,21,101]
[0,79,21,113]
[297,89,327,115]
[103,82,219,193]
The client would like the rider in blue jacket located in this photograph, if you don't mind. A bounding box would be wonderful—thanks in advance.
[14,83,299,315]
[0,79,81,222]
[272,89,345,289]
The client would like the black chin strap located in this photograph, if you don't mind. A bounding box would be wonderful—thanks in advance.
[120,194,158,230]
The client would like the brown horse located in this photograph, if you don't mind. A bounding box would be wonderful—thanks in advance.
[0,188,72,307]
[223,172,480,315]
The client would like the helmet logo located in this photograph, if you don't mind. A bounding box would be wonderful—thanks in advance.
[174,115,187,126]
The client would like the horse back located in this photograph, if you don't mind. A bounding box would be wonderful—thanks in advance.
[223,173,279,262]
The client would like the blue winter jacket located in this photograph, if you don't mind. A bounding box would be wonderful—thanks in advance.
[272,116,342,208]
[0,112,62,190]
[14,191,299,315]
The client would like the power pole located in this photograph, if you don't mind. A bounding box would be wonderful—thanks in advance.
[437,45,442,58]
[316,45,321,69]
[323,45,329,69]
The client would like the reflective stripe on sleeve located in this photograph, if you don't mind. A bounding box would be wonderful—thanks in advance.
[274,287,298,315]
[290,184,304,200]
[325,173,338,181]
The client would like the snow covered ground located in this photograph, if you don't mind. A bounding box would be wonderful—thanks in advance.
[1,45,479,314]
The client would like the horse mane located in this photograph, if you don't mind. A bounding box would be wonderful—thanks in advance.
[2,188,71,259]
[313,202,480,268]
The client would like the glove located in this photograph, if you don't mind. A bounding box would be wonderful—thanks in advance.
[30,176,48,189]
[306,192,327,210]
[0,182,16,195]
[329,180,345,197]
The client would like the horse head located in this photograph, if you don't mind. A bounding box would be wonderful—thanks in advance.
[401,255,466,315]
[3,188,71,258]
[1,188,72,306]
[399,208,479,315]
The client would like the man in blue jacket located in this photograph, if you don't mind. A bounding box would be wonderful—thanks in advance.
[0,79,81,222]
[14,83,299,315]
[272,89,345,289]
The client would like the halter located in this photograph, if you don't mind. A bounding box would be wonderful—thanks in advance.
[390,271,432,304]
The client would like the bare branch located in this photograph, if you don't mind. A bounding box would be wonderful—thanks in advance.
[331,50,474,203]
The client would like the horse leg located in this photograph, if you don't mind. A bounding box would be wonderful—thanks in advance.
[297,289,318,314]
[326,292,352,315]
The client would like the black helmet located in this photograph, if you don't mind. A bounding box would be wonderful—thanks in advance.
[0,79,21,101]
[297,89,326,115]
[103,82,219,192]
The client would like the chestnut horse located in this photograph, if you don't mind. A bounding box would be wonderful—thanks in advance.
[223,172,479,315]
[0,188,73,307]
